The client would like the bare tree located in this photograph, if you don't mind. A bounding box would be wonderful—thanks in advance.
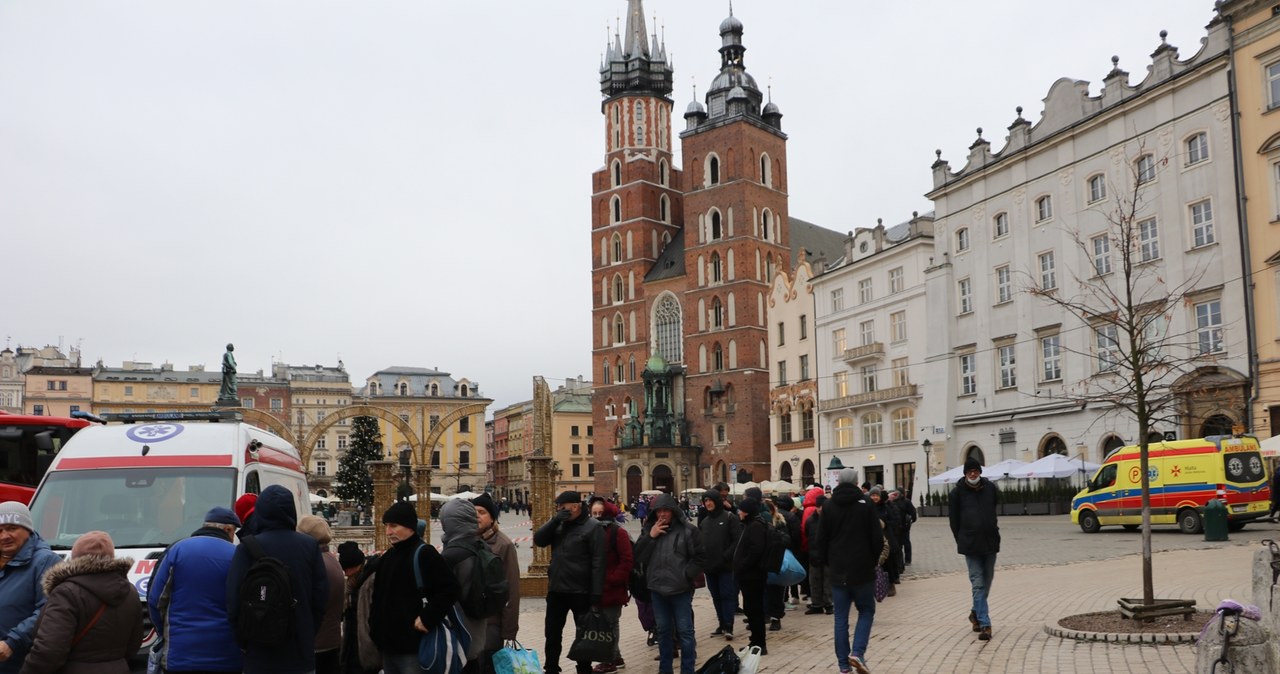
[1025,148,1219,606]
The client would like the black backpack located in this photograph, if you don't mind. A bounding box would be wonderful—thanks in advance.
[447,538,509,619]
[234,535,296,645]
[763,521,789,573]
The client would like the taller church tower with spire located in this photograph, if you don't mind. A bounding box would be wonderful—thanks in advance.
[592,1,792,500]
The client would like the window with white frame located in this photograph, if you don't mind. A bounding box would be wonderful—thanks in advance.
[888,267,904,294]
[1039,251,1057,290]
[956,227,970,252]
[1092,235,1112,275]
[959,353,977,395]
[1041,334,1062,381]
[998,344,1017,389]
[861,365,877,393]
[1036,195,1053,222]
[799,355,810,381]
[1139,218,1160,261]
[777,360,787,385]
[831,288,844,312]
[1136,154,1156,184]
[1195,300,1223,354]
[959,278,973,314]
[892,357,909,387]
[891,408,914,442]
[890,311,907,342]
[858,278,873,304]
[833,328,847,354]
[859,320,875,346]
[316,438,327,450]
[1191,200,1215,247]
[800,315,808,339]
[995,265,1012,303]
[993,212,1008,239]
[316,460,327,476]
[1269,61,1280,109]
[1186,132,1208,165]
[833,371,849,397]
[1088,174,1107,203]
[834,416,854,447]
[337,434,348,450]
[780,412,792,443]
[777,321,785,346]
[1096,324,1119,372]
[861,412,883,445]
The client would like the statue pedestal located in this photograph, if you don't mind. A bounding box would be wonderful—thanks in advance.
[213,397,239,407]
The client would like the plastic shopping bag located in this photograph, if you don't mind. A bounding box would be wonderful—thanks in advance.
[492,639,542,674]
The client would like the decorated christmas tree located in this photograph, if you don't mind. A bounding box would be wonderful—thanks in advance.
[335,415,382,506]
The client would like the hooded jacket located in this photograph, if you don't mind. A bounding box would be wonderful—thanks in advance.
[696,492,741,574]
[225,485,329,674]
[633,494,705,596]
[595,501,634,608]
[147,525,242,673]
[950,477,1001,556]
[21,555,144,674]
[439,500,488,660]
[0,532,60,673]
[532,504,605,597]
[799,488,825,552]
[813,483,883,587]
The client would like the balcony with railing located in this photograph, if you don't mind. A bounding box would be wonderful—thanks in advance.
[819,384,917,412]
[842,342,884,365]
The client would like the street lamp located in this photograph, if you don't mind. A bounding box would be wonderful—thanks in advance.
[920,438,933,506]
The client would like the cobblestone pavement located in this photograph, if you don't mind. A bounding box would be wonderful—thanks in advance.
[513,515,1271,674]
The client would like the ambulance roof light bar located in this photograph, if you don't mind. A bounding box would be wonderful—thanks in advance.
[101,411,243,424]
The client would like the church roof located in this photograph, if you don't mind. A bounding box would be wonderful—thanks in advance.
[789,217,845,269]
[644,227,686,283]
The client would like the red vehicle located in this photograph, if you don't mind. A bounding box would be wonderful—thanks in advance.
[0,411,94,503]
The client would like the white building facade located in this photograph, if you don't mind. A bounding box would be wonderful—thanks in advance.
[767,259,820,486]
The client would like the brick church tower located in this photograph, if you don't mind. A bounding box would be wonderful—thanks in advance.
[592,2,789,500]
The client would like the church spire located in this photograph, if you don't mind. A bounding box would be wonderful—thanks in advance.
[623,0,649,59]
[600,0,672,100]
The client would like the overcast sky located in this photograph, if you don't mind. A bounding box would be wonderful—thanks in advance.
[1,0,1213,413]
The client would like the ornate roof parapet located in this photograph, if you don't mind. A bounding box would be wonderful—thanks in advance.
[930,17,1227,191]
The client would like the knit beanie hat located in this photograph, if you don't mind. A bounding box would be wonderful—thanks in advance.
[738,497,762,517]
[337,541,365,570]
[71,531,114,559]
[555,491,581,505]
[775,495,794,510]
[234,494,258,525]
[297,515,332,546]
[382,501,419,530]
[838,467,860,486]
[472,493,499,522]
[0,502,34,532]
[964,457,983,474]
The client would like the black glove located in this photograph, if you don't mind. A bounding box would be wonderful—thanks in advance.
[555,509,572,523]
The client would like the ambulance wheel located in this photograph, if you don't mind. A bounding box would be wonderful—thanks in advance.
[1122,524,1139,531]
[1178,508,1203,535]
[1079,511,1100,534]
[1227,521,1246,533]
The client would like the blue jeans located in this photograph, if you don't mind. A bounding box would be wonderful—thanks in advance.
[831,582,876,667]
[965,553,997,627]
[704,570,738,631]
[651,590,696,674]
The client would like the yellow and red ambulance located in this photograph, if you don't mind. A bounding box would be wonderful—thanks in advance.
[1071,435,1270,534]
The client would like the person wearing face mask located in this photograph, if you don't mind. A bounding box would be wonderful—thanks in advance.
[949,457,1000,642]
[588,497,633,673]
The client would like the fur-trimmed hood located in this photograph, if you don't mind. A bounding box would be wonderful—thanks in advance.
[42,555,135,604]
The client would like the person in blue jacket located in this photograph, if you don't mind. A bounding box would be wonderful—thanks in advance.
[148,506,244,674]
[0,501,60,673]
[225,485,328,674]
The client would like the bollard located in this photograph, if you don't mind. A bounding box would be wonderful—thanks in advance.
[1204,498,1228,542]
[1194,609,1274,673]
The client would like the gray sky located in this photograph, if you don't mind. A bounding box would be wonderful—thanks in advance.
[1,0,1213,413]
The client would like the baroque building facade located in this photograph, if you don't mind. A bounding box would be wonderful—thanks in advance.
[922,18,1248,471]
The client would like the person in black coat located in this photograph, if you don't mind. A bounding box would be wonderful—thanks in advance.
[732,498,769,655]
[225,485,329,674]
[870,487,903,586]
[813,468,882,674]
[776,496,803,606]
[697,490,741,639]
[949,457,1001,641]
[532,491,605,674]
[893,488,917,566]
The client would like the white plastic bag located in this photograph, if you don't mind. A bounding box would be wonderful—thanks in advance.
[737,645,762,674]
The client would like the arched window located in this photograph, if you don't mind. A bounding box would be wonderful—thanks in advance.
[710,252,722,283]
[634,101,645,145]
[612,274,624,303]
[460,384,469,397]
[711,211,723,240]
[616,358,625,382]
[611,160,621,187]
[861,412,883,445]
[611,104,621,149]
[611,196,622,223]
[602,359,612,384]
[712,297,723,328]
[653,292,683,364]
[614,314,625,344]
[1041,436,1067,457]
[834,417,854,448]
[629,355,636,381]
[708,154,721,186]
[760,153,771,186]
[398,382,408,396]
[611,233,622,263]
[660,159,669,186]
[429,382,439,396]
[762,209,772,241]
[713,343,724,371]
[660,194,670,223]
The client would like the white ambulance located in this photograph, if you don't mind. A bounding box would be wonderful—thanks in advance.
[26,411,309,650]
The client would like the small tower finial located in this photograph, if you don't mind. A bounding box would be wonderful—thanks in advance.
[1160,29,1168,43]
[935,149,942,159]
[1016,106,1023,116]
[768,78,773,103]
[976,127,983,139]
[729,0,734,17]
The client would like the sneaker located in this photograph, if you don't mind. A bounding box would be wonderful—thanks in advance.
[848,655,871,674]
[593,665,617,674]
[968,610,980,632]
[769,619,781,632]
[804,606,825,615]
[979,626,992,641]
[724,628,734,641]
[785,601,798,611]
[710,627,725,637]
[614,660,626,670]
[647,631,657,647]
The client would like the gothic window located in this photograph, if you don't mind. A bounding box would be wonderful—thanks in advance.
[710,211,723,240]
[653,293,683,364]
[602,359,611,384]
[611,233,622,263]
[760,153,772,186]
[713,344,724,371]
[761,209,771,241]
[611,104,621,149]
[708,154,721,186]
[611,160,621,188]
[614,314,625,344]
[629,356,636,381]
[710,252,722,283]
[712,297,724,328]
[634,101,645,146]
[611,196,621,224]
[635,124,644,146]
[616,358,624,382]
[660,195,670,223]
[612,274,624,303]
[659,159,669,186]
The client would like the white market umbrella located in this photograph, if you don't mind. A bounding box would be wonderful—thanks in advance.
[927,465,966,486]
[449,491,482,500]
[981,459,1031,481]
[407,493,451,503]
[682,487,706,495]
[761,480,801,494]
[1007,453,1101,479]
[1261,434,1280,459]
[730,481,759,495]
[639,489,664,496]
[308,492,337,504]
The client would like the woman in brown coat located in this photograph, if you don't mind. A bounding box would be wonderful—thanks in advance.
[20,531,143,674]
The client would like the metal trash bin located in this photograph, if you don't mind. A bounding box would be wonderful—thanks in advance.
[1204,497,1228,542]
